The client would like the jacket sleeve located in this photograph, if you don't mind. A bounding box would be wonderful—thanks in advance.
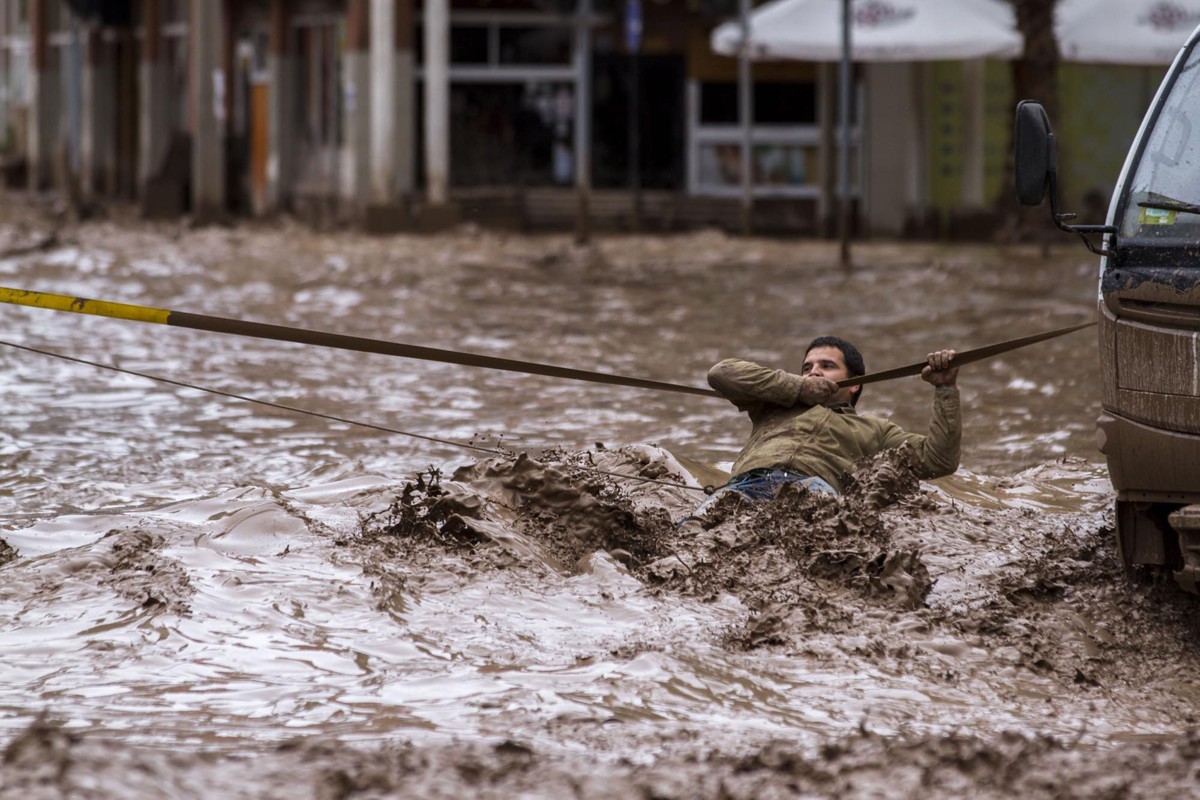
[707,358,806,415]
[878,386,962,479]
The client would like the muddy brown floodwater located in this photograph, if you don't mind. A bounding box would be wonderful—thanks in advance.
[1,197,1199,798]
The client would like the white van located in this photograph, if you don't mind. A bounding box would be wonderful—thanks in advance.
[1015,32,1200,591]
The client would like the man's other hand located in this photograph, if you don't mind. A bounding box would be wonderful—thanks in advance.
[798,374,838,406]
[921,349,958,387]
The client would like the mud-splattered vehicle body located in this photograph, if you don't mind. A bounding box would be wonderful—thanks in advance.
[1016,27,1200,591]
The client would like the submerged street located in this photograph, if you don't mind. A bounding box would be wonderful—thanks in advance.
[1,202,1198,797]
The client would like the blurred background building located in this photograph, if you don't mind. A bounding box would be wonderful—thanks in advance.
[0,0,1177,235]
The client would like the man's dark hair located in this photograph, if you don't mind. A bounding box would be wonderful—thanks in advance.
[805,336,865,406]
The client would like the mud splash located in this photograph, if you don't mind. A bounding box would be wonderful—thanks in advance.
[348,444,1200,746]
[360,446,935,642]
[646,446,934,623]
[99,529,195,615]
[364,449,676,573]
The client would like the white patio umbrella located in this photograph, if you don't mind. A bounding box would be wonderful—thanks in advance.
[1057,0,1200,64]
[711,0,1022,62]
[710,0,1020,262]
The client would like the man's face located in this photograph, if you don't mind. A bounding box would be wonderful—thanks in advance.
[802,346,861,406]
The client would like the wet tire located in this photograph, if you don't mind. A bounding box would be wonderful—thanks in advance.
[1115,500,1181,576]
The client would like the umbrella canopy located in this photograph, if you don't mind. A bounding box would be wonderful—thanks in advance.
[711,0,1022,62]
[1057,0,1200,64]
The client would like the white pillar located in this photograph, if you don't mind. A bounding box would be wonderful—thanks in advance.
[424,0,449,205]
[370,0,396,205]
[395,0,415,195]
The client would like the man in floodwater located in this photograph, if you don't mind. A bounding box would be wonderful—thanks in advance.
[693,336,960,515]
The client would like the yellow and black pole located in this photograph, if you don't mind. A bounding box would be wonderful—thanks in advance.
[0,286,722,398]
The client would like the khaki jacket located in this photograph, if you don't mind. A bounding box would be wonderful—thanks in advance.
[708,358,961,492]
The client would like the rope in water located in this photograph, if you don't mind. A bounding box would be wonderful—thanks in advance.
[0,339,709,494]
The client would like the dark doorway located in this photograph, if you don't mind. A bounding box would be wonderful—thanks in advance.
[417,81,577,188]
[113,31,139,199]
[592,53,684,190]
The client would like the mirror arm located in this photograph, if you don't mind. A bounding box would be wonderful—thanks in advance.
[1045,136,1117,257]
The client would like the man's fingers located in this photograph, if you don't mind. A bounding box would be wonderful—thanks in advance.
[920,350,960,386]
[926,349,957,371]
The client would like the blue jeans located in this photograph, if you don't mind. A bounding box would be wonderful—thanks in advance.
[684,467,838,521]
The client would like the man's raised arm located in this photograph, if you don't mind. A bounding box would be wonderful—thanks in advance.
[707,358,836,413]
[882,349,962,478]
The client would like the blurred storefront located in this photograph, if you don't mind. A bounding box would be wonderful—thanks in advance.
[0,0,1167,236]
[0,0,818,231]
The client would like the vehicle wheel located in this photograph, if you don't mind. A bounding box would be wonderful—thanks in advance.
[1115,500,1181,574]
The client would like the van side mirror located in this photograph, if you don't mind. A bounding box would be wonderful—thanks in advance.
[1013,99,1117,256]
[1014,100,1055,206]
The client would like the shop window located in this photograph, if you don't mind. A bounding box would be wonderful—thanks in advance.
[498,26,571,65]
[419,21,574,67]
[699,82,817,125]
[690,78,855,198]
[435,81,576,187]
[451,26,488,64]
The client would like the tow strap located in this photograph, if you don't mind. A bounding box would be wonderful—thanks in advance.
[837,321,1096,388]
[0,286,1094,395]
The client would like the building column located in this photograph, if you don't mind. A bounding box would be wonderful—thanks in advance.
[139,0,169,194]
[863,62,913,237]
[190,0,225,222]
[343,0,370,209]
[27,0,51,191]
[905,62,928,224]
[368,0,396,211]
[81,24,115,196]
[817,63,836,238]
[0,9,7,156]
[395,0,414,195]
[574,0,592,243]
[365,0,413,230]
[423,0,451,217]
[266,0,290,210]
[960,58,986,211]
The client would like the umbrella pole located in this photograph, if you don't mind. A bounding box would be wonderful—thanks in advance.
[838,0,852,271]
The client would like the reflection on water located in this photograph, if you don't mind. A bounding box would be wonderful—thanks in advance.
[1,218,1144,761]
